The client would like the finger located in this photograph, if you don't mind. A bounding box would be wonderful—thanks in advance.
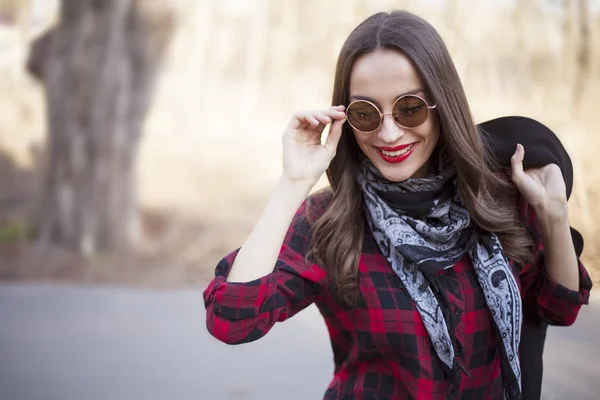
[327,105,345,113]
[313,112,332,125]
[287,112,304,130]
[307,115,321,127]
[287,111,318,130]
[288,108,345,130]
[323,118,346,156]
[323,108,347,119]
[511,143,525,183]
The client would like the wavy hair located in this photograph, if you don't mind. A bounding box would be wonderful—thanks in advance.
[309,11,533,304]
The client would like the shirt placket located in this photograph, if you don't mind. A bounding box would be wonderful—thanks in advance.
[437,268,468,376]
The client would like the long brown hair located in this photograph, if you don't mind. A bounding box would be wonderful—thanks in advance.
[309,11,533,304]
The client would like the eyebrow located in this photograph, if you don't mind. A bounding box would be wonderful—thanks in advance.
[349,88,426,105]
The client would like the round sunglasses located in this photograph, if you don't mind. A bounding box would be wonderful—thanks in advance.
[346,94,437,133]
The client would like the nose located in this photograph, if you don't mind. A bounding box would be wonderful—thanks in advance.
[377,114,406,143]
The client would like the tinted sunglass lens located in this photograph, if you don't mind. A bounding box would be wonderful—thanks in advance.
[393,96,428,128]
[347,102,380,132]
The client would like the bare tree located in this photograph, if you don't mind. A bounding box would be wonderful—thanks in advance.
[26,0,174,256]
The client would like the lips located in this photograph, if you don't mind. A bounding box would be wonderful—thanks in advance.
[375,142,418,163]
[379,143,414,152]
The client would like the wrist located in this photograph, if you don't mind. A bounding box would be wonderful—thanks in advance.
[278,175,316,195]
[535,203,571,241]
[535,199,569,227]
[275,176,314,207]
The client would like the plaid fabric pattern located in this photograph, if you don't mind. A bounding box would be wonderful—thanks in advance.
[203,190,592,400]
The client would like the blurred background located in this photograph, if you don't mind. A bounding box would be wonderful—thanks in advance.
[0,0,598,285]
[0,1,599,399]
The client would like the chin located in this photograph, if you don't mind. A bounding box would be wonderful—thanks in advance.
[376,163,415,183]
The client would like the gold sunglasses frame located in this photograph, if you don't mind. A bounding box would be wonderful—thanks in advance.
[346,94,437,133]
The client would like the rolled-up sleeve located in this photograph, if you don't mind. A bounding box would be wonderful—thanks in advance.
[518,198,592,326]
[203,194,331,344]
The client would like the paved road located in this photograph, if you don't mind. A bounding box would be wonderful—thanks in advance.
[0,283,598,400]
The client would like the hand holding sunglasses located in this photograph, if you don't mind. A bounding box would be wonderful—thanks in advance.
[281,105,347,189]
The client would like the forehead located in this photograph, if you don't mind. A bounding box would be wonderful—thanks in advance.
[349,49,423,102]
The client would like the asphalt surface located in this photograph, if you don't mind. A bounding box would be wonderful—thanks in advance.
[0,283,598,400]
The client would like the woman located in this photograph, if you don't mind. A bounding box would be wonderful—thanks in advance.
[203,11,591,400]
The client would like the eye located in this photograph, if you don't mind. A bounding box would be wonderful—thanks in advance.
[399,106,423,115]
[397,105,423,116]
[394,96,426,118]
[356,110,376,120]
[348,103,379,120]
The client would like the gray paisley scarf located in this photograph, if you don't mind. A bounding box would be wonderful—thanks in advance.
[357,159,522,393]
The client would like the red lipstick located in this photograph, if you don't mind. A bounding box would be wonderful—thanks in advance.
[376,142,418,164]
[379,143,414,152]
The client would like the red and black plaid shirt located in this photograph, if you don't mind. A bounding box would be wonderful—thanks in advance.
[203,190,592,400]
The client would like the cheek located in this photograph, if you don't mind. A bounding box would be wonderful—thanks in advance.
[413,126,440,162]
[421,121,440,148]
[353,131,371,151]
[428,129,440,147]
[428,115,441,144]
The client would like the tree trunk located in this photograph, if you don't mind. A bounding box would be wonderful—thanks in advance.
[26,0,174,256]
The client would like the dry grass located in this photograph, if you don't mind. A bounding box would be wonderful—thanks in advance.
[0,0,599,286]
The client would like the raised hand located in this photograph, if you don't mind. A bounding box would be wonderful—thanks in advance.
[281,105,347,188]
[511,143,568,221]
